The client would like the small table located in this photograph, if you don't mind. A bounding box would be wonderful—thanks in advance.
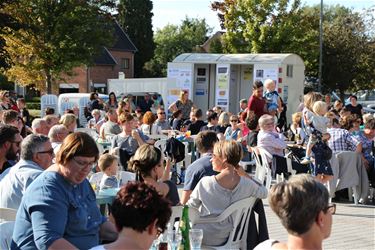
[96,188,119,214]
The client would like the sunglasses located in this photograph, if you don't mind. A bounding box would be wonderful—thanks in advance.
[230,120,238,122]
[158,112,165,115]
[323,203,336,215]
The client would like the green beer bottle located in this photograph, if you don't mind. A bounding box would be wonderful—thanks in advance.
[179,205,191,250]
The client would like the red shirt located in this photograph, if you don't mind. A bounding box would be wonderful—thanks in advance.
[248,95,266,118]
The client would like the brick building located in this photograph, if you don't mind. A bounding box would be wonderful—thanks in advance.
[58,21,137,94]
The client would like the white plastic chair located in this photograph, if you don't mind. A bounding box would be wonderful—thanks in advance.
[252,147,272,190]
[119,171,136,185]
[167,206,200,232]
[0,221,15,249]
[0,208,17,221]
[154,139,168,153]
[190,197,257,250]
[89,172,104,185]
[40,94,58,117]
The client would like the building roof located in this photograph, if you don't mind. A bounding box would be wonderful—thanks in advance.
[172,53,304,65]
[108,21,138,52]
[93,47,117,65]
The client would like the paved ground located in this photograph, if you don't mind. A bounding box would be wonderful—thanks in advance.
[263,199,375,250]
[178,187,375,249]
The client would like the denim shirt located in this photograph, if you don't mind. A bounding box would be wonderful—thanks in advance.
[11,171,106,250]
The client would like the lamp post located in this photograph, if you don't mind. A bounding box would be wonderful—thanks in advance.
[318,0,323,93]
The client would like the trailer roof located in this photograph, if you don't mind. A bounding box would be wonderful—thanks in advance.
[172,53,304,65]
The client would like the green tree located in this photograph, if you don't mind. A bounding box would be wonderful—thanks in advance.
[117,0,154,77]
[321,5,375,95]
[1,0,115,93]
[211,1,375,93]
[144,17,211,77]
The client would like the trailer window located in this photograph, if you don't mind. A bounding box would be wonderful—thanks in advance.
[287,65,293,77]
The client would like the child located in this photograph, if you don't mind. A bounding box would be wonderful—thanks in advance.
[171,109,183,131]
[302,101,333,183]
[98,153,119,190]
[264,79,282,113]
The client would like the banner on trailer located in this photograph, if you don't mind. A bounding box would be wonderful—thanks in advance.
[215,64,230,110]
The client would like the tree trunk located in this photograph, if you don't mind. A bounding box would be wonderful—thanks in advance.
[45,69,52,94]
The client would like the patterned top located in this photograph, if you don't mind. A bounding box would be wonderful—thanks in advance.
[354,131,374,163]
[175,99,194,120]
[327,127,360,153]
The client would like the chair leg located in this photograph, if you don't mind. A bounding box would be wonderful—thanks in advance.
[353,187,358,205]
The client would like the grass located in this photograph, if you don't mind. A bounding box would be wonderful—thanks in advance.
[29,109,41,118]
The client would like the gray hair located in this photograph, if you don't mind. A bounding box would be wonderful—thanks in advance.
[48,124,68,142]
[21,134,50,160]
[31,118,46,130]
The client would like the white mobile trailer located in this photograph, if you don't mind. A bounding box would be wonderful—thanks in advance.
[167,53,305,121]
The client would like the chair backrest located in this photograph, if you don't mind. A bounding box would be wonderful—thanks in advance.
[119,171,135,185]
[191,197,257,249]
[40,94,58,117]
[89,172,104,185]
[252,147,272,190]
[0,221,15,250]
[154,139,168,154]
[167,206,201,232]
[0,208,17,221]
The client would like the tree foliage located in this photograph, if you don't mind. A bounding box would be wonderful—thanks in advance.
[117,0,154,77]
[1,0,116,93]
[144,17,212,77]
[211,0,375,93]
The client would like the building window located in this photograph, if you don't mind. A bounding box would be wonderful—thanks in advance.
[120,58,129,69]
[287,65,293,77]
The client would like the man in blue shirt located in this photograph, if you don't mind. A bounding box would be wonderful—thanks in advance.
[181,130,218,204]
[0,134,53,209]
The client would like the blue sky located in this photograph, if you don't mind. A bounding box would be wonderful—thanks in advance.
[152,0,374,33]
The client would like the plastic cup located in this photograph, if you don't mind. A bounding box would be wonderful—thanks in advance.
[189,229,203,249]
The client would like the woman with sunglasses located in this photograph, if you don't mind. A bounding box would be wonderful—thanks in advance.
[255,174,335,250]
[128,144,179,206]
[224,115,243,142]
[12,132,118,250]
[0,90,11,111]
[90,182,172,250]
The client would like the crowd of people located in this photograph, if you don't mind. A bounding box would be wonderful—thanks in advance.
[0,82,374,249]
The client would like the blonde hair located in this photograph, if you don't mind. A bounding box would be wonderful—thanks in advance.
[218,112,230,126]
[303,92,321,111]
[98,153,118,172]
[179,90,188,104]
[312,101,327,115]
[213,140,243,167]
[291,112,302,126]
[264,79,275,89]
[59,113,76,128]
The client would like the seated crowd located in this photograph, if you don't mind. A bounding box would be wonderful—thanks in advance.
[0,84,374,249]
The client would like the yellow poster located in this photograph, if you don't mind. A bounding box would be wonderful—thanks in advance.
[218,75,228,89]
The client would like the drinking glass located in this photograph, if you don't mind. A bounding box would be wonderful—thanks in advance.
[189,229,203,249]
[167,230,182,250]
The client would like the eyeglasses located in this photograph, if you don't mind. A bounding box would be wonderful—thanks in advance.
[158,112,165,115]
[156,227,163,237]
[230,120,238,122]
[72,158,97,170]
[11,140,22,147]
[37,149,55,156]
[323,203,336,215]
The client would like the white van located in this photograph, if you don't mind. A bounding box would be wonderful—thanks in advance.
[41,93,109,127]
